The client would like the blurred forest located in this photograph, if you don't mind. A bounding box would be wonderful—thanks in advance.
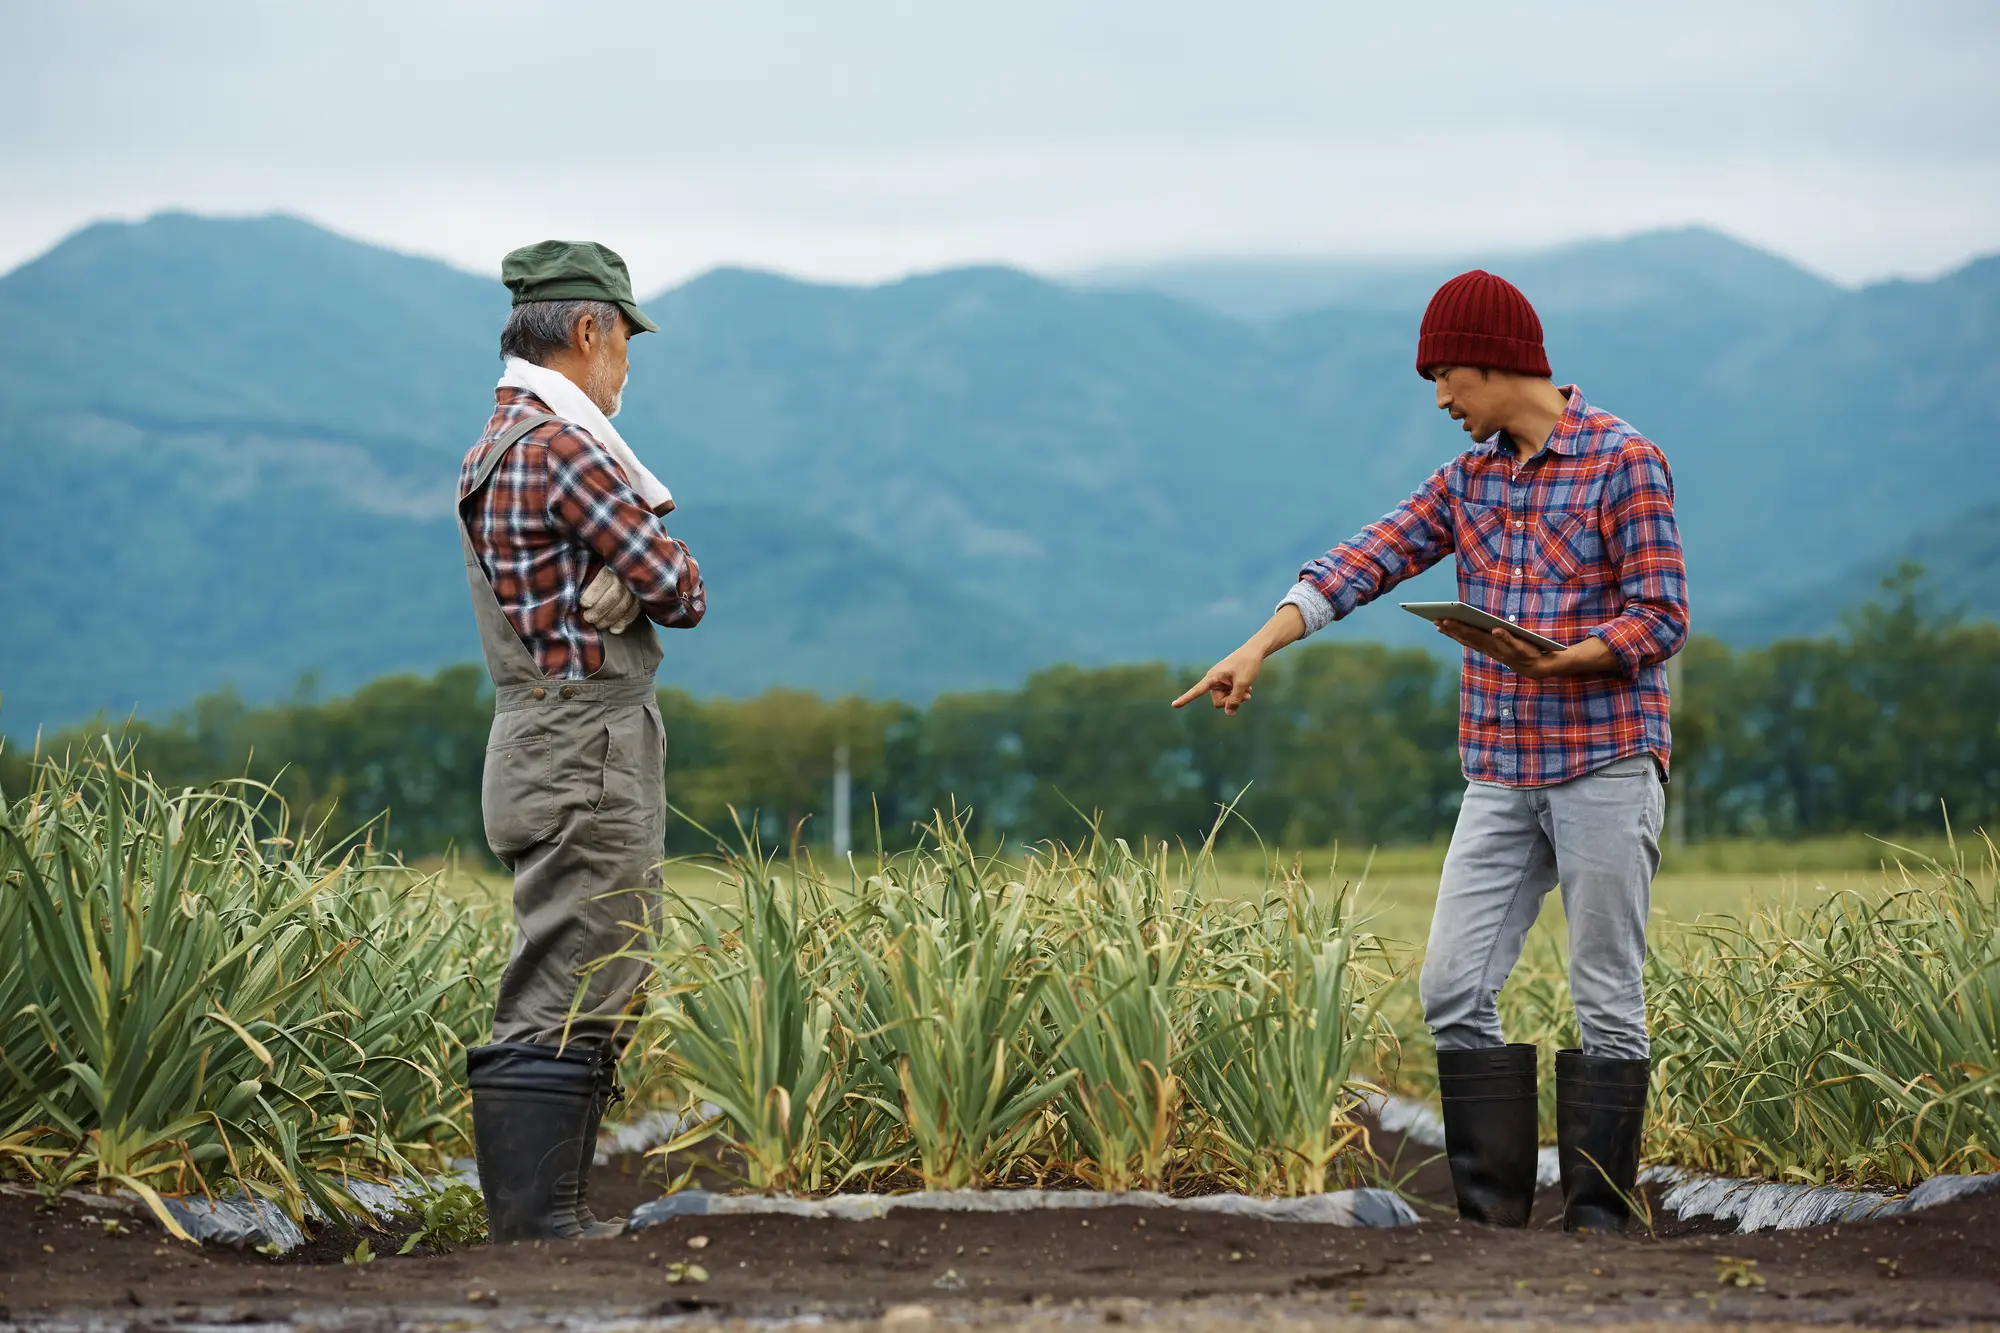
[6,572,1995,859]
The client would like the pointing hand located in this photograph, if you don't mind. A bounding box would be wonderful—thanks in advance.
[1171,648,1263,714]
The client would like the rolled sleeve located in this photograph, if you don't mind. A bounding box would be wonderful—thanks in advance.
[1588,620,1656,678]
[1279,582,1337,635]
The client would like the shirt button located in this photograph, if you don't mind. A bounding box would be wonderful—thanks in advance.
[560,685,577,700]
[1500,707,1513,720]
[530,687,546,700]
[1515,567,1526,578]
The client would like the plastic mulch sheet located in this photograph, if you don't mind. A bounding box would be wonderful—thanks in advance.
[135,1174,450,1252]
[627,1186,1421,1231]
[128,1107,2000,1250]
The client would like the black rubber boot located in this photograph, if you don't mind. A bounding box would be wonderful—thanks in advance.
[467,1042,602,1242]
[571,1050,626,1238]
[1556,1048,1651,1233]
[1435,1043,1540,1226]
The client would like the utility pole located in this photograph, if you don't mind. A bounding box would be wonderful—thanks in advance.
[832,743,852,860]
[1666,654,1686,849]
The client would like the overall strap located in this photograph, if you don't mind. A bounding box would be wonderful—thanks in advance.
[459,414,563,688]
[463,413,562,499]
[458,413,562,570]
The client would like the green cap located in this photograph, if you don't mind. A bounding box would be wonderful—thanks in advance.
[500,239,658,335]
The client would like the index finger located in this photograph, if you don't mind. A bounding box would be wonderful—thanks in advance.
[1171,676,1219,709]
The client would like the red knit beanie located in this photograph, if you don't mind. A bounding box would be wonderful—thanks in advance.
[1415,270,1550,380]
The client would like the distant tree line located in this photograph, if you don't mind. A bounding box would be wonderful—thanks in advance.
[5,572,1994,858]
[1670,569,2000,842]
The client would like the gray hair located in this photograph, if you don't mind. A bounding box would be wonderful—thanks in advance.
[499,299,625,365]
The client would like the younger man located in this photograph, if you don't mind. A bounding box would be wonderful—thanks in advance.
[1174,270,1688,1231]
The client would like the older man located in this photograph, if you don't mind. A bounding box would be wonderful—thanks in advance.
[1175,271,1687,1233]
[458,240,704,1241]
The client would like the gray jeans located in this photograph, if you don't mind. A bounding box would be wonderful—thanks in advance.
[1420,755,1664,1060]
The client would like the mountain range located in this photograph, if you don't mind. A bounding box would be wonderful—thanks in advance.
[1,213,1994,731]
[1081,227,1843,322]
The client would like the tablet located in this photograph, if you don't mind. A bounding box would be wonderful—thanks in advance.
[1399,601,1569,654]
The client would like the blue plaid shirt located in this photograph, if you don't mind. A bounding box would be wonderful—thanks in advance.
[1282,388,1688,786]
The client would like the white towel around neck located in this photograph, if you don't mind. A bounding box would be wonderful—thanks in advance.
[497,356,674,513]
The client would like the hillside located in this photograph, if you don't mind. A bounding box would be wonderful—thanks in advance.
[1719,499,2000,643]
[0,216,1066,727]
[2,213,1996,731]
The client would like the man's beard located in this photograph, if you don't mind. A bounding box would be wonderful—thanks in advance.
[585,357,626,418]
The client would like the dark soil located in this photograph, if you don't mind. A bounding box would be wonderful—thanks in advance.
[4,1130,1997,1328]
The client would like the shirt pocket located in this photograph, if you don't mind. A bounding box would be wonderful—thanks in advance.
[481,726,560,858]
[1453,499,1509,575]
[1534,509,1603,584]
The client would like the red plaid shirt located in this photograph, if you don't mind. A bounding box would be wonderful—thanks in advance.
[459,387,704,679]
[1287,388,1687,786]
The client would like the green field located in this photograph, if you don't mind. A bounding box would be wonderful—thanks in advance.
[9,742,1994,1217]
[435,831,1959,955]
[1211,833,1960,948]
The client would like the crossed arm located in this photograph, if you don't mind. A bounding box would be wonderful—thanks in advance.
[545,426,706,633]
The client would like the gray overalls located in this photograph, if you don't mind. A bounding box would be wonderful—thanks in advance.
[458,413,666,1055]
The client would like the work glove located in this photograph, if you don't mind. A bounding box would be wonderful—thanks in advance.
[580,566,642,634]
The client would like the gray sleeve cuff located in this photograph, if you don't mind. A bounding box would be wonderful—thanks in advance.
[1279,583,1336,637]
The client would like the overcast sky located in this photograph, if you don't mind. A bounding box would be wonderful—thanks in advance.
[5,1,1998,291]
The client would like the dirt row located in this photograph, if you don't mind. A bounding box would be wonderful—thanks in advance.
[2,1130,1996,1329]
